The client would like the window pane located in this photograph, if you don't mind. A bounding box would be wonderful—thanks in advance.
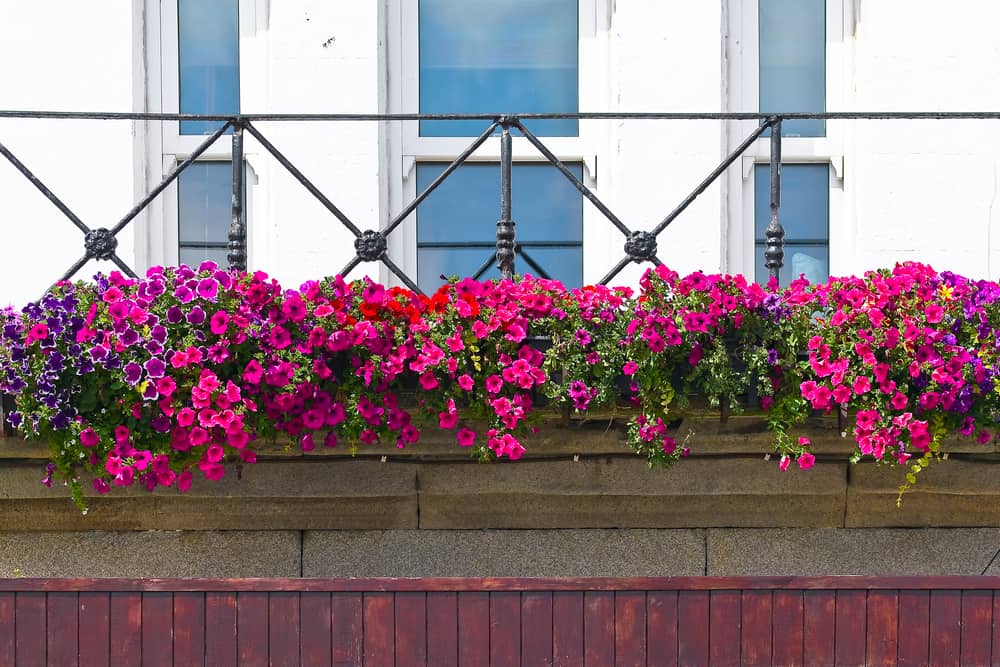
[419,0,578,137]
[178,162,232,244]
[754,164,829,241]
[754,164,829,286]
[759,0,825,137]
[416,162,583,291]
[755,243,829,287]
[179,0,239,135]
[179,246,230,269]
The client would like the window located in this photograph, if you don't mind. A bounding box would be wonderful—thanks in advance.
[144,0,249,271]
[386,0,605,291]
[725,0,845,285]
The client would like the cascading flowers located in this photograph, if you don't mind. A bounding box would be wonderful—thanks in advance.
[2,260,999,509]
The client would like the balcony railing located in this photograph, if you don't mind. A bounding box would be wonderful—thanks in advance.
[2,109,1000,298]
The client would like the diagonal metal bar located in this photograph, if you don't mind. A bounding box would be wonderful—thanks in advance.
[649,120,772,237]
[55,254,92,285]
[243,121,364,237]
[110,120,232,236]
[514,119,633,238]
[0,139,90,234]
[517,248,550,280]
[380,256,422,294]
[597,257,632,286]
[382,120,499,236]
[110,254,138,279]
[338,256,363,277]
[472,254,495,281]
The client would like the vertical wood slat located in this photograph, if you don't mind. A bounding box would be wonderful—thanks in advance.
[363,592,394,667]
[994,592,1000,667]
[172,592,205,667]
[490,591,521,667]
[46,591,78,667]
[109,592,141,667]
[205,592,238,667]
[865,590,898,667]
[802,590,835,667]
[552,591,584,667]
[928,590,961,667]
[583,591,614,666]
[78,592,110,667]
[521,591,553,667]
[457,592,489,666]
[772,590,804,667]
[960,590,993,666]
[16,592,46,666]
[741,590,772,667]
[237,591,269,667]
[0,593,12,667]
[426,592,457,667]
[708,590,740,667]
[615,591,645,667]
[646,591,678,667]
[299,592,332,667]
[677,590,710,667]
[268,591,300,667]
[897,590,930,667]
[141,592,173,667]
[394,591,428,667]
[834,590,866,667]
[332,592,363,666]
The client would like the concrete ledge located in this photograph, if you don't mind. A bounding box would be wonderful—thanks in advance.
[417,458,847,529]
[846,459,1000,527]
[0,460,418,530]
[0,531,301,578]
[707,528,1000,576]
[302,529,706,577]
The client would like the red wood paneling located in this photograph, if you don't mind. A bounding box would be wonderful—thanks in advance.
[0,577,998,665]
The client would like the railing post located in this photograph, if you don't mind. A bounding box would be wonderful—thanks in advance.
[228,119,247,272]
[496,119,516,280]
[764,117,784,283]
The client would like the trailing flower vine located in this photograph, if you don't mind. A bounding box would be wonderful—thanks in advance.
[2,261,999,508]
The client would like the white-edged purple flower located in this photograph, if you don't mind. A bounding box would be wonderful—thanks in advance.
[144,357,166,378]
[187,306,206,325]
[124,362,143,385]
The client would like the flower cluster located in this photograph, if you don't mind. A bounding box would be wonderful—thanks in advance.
[3,261,999,507]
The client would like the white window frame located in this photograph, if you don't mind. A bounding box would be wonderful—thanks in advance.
[141,0,262,271]
[724,0,852,281]
[382,0,612,287]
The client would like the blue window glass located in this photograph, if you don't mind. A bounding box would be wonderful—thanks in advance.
[754,164,829,287]
[418,0,578,137]
[178,162,244,268]
[178,0,239,135]
[416,163,583,292]
[759,0,825,138]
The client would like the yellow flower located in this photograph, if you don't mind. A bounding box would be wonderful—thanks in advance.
[938,284,954,301]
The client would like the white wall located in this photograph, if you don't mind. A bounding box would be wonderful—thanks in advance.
[3,0,1000,310]
[0,1,137,308]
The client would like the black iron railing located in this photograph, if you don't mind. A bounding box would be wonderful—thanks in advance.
[3,110,1000,297]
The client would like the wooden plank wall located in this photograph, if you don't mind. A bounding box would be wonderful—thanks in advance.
[0,577,998,666]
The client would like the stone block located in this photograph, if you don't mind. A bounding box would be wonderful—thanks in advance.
[0,460,418,530]
[0,531,301,578]
[846,459,1000,527]
[417,458,846,529]
[303,529,706,577]
[707,528,1000,576]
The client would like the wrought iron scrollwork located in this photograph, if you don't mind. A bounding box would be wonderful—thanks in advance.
[354,230,388,261]
[624,231,658,263]
[83,228,119,260]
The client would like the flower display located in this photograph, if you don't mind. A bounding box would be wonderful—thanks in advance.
[2,261,998,508]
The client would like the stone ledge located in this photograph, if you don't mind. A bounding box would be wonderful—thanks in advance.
[0,531,302,578]
[707,528,1000,576]
[302,529,706,577]
[417,458,847,529]
[846,459,1000,527]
